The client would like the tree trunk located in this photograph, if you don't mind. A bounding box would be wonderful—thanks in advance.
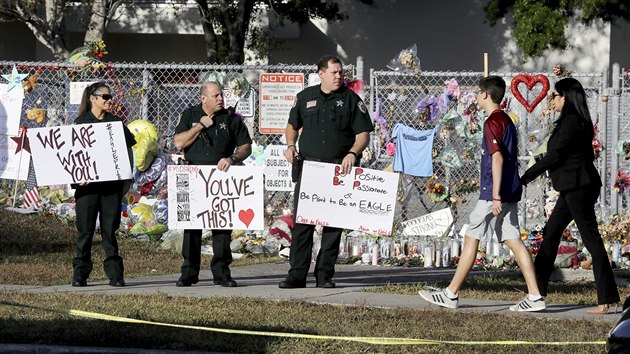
[83,0,124,46]
[220,0,255,64]
[84,1,107,45]
[195,0,219,63]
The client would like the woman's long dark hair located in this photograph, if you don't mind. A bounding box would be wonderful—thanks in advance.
[78,82,109,116]
[555,77,594,140]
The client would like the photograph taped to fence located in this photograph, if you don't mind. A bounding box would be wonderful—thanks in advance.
[27,121,132,185]
[296,161,399,235]
[167,165,264,230]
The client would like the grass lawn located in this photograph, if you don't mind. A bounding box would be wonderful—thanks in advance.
[0,207,625,353]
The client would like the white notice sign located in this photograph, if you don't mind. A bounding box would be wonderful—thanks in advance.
[259,73,304,134]
[399,208,454,237]
[296,161,399,235]
[263,145,294,191]
[167,165,264,230]
[27,121,133,185]
[223,89,255,118]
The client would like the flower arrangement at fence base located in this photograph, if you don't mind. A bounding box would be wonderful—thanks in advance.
[599,213,630,243]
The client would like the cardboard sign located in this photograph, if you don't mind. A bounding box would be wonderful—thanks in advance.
[0,133,30,180]
[259,73,304,134]
[295,161,399,235]
[0,84,25,136]
[167,165,264,230]
[399,207,454,237]
[27,121,132,185]
[263,145,294,191]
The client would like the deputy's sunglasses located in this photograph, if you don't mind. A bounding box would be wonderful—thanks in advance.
[92,93,113,101]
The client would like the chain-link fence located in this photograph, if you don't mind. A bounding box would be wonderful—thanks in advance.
[612,65,630,212]
[0,60,623,235]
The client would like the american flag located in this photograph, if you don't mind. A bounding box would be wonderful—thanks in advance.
[23,158,41,209]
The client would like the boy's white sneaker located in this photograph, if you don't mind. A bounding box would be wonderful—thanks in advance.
[418,288,459,309]
[509,296,546,312]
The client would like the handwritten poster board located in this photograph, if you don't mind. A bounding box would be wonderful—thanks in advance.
[258,73,304,134]
[0,84,25,136]
[295,161,399,235]
[167,165,264,230]
[263,144,294,191]
[399,207,454,237]
[0,134,30,180]
[27,121,132,186]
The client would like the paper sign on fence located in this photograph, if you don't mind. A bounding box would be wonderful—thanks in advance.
[295,161,399,235]
[167,165,264,230]
[399,207,454,237]
[27,121,132,186]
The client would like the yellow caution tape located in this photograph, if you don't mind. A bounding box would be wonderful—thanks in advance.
[0,300,606,346]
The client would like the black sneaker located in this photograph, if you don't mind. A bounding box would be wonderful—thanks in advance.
[109,278,125,287]
[213,277,237,287]
[175,277,199,287]
[71,279,87,287]
[316,279,336,288]
[278,278,306,289]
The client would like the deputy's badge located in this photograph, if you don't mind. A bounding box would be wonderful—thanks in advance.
[306,100,317,109]
[358,101,367,114]
[292,97,298,108]
[336,100,343,107]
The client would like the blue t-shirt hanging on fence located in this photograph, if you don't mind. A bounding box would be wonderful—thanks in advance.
[392,124,435,177]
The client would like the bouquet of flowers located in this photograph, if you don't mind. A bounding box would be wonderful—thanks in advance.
[387,44,421,73]
[68,40,108,74]
[424,175,449,202]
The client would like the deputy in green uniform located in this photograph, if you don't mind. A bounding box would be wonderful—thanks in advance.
[173,82,252,287]
[72,82,136,288]
[280,55,374,289]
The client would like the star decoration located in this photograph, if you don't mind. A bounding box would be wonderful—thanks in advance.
[2,65,28,92]
[219,123,227,130]
[11,127,30,154]
[336,100,344,107]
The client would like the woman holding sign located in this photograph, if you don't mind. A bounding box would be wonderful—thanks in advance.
[71,82,136,287]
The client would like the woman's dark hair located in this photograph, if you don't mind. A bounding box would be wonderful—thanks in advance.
[78,82,110,116]
[555,77,594,139]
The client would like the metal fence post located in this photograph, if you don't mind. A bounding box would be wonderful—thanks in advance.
[141,62,150,120]
[599,68,609,214]
[611,63,621,214]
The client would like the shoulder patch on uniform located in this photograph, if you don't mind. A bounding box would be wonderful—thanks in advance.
[358,101,367,114]
[292,97,298,108]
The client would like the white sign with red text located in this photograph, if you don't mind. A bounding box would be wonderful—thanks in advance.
[295,161,399,235]
[167,165,264,230]
[258,73,304,134]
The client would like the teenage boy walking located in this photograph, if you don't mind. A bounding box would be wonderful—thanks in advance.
[419,76,545,312]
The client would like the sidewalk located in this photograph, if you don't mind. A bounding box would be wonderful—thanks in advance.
[1,263,626,323]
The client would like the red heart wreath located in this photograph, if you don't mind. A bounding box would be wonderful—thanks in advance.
[510,74,550,113]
